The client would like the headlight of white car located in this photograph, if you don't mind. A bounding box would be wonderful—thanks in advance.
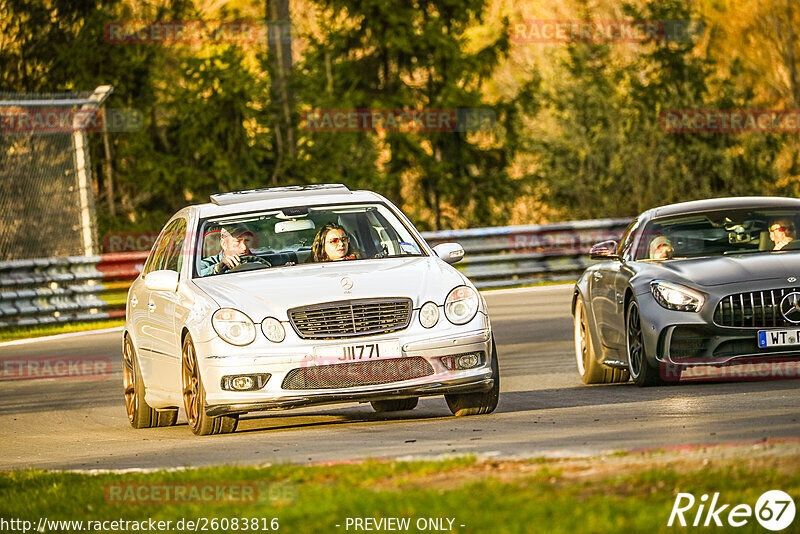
[261,317,286,343]
[650,281,704,312]
[419,301,440,328]
[444,285,480,325]
[212,308,256,345]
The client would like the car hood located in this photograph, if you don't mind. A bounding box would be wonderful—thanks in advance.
[644,252,800,287]
[191,256,467,322]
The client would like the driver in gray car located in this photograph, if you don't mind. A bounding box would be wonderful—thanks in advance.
[199,223,253,276]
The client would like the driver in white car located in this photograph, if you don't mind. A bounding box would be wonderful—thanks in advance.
[199,223,253,276]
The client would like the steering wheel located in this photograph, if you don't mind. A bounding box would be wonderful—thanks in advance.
[218,255,272,274]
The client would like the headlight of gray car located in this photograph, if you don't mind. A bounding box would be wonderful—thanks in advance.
[650,280,704,312]
[261,317,286,343]
[212,308,257,345]
[444,285,480,325]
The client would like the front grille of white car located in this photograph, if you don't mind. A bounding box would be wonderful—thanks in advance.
[288,298,412,339]
[281,357,434,390]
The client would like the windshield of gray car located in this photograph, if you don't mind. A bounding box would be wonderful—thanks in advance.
[195,203,426,277]
[635,208,800,260]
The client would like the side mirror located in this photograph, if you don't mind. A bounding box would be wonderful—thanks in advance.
[589,240,619,260]
[433,243,465,264]
[145,269,179,292]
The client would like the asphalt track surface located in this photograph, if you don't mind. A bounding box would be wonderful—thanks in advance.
[1,285,799,471]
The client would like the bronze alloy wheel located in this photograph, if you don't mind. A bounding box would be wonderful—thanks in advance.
[123,335,177,428]
[181,339,201,429]
[575,298,591,377]
[181,335,238,435]
[123,337,137,423]
[573,295,629,384]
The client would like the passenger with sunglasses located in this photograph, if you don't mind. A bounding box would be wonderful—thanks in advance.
[311,223,361,262]
[769,219,798,251]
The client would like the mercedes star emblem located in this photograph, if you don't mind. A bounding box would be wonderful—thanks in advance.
[779,292,800,324]
[340,277,354,291]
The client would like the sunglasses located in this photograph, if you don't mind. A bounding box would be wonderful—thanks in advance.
[326,236,350,246]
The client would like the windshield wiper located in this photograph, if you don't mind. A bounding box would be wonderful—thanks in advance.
[374,253,424,259]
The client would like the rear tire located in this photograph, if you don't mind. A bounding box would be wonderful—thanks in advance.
[626,299,664,387]
[445,336,500,416]
[181,335,238,435]
[574,295,629,384]
[371,398,418,412]
[123,336,178,428]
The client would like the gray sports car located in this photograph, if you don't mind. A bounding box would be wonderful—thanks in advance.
[573,197,800,386]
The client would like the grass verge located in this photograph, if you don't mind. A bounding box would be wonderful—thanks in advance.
[1,447,797,533]
[0,319,124,343]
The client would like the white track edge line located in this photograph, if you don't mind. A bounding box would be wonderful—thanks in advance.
[0,326,124,347]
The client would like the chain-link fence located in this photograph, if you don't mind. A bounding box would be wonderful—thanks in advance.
[0,88,111,261]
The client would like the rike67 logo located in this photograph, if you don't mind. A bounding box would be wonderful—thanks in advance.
[669,490,796,531]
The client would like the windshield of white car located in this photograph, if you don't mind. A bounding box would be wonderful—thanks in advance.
[635,208,800,261]
[195,203,426,277]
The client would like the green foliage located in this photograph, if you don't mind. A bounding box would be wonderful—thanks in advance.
[531,0,784,219]
[2,457,797,533]
[0,0,794,235]
[294,0,529,230]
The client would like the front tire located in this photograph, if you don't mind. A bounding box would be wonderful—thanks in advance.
[445,336,500,416]
[574,295,629,384]
[371,398,419,412]
[626,299,664,387]
[181,335,238,435]
[123,336,177,428]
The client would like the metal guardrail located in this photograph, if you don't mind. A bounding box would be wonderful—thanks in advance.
[0,254,145,328]
[0,219,630,329]
[423,218,630,288]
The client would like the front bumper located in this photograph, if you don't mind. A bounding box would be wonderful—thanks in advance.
[659,324,800,365]
[637,284,800,367]
[206,374,493,416]
[193,312,493,414]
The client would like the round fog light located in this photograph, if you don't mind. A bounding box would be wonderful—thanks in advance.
[232,376,254,390]
[457,354,479,369]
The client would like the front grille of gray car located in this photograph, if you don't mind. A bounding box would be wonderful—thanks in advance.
[288,298,412,339]
[281,357,434,390]
[713,288,797,328]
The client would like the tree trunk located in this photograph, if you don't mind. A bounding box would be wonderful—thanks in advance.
[266,0,294,184]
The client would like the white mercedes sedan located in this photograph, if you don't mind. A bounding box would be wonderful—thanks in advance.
[123,184,499,435]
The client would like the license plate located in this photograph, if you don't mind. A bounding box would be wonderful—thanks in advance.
[314,340,402,364]
[758,329,800,348]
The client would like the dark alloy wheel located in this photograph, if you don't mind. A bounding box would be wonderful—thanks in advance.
[626,300,664,387]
